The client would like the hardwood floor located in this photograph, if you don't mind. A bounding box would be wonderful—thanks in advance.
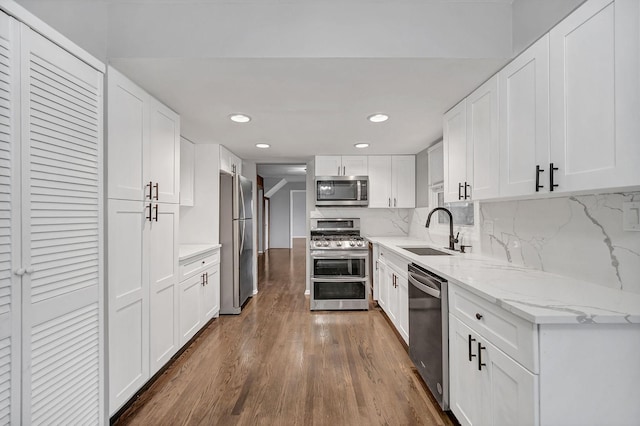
[115,241,455,426]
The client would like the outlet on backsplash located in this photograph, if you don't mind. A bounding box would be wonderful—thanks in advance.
[623,202,640,231]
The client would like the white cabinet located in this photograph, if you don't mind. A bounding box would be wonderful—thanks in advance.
[375,248,409,344]
[450,316,537,426]
[368,156,415,208]
[107,71,181,414]
[107,66,180,204]
[549,0,640,193]
[149,203,180,373]
[1,11,105,423]
[443,100,471,202]
[220,145,242,175]
[468,76,499,200]
[499,35,550,198]
[448,281,640,426]
[315,155,368,176]
[444,75,499,203]
[180,137,195,206]
[178,248,220,345]
[108,200,180,413]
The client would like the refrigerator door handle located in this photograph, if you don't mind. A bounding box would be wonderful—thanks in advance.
[240,220,245,254]
[239,176,245,220]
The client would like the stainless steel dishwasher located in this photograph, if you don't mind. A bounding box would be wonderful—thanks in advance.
[408,263,449,411]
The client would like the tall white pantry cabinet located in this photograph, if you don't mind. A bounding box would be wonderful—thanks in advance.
[0,6,105,425]
[107,66,181,415]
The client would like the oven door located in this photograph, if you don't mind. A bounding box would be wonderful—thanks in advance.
[311,252,367,279]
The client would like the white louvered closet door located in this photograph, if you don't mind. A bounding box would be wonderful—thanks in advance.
[20,26,103,424]
[0,11,20,426]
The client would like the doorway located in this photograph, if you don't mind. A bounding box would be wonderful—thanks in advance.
[289,190,306,248]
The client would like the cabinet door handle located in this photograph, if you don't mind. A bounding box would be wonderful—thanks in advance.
[549,162,559,192]
[388,198,391,207]
[458,182,463,200]
[478,342,487,370]
[146,203,153,222]
[338,166,341,175]
[15,268,25,276]
[468,335,477,362]
[343,166,346,176]
[153,182,159,200]
[375,261,378,271]
[475,313,483,320]
[464,182,471,200]
[153,204,159,222]
[535,165,544,192]
[205,272,209,285]
[147,181,153,199]
[394,198,397,207]
[201,273,205,286]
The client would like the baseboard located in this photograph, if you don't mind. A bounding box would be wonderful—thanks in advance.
[304,290,310,296]
[252,289,258,295]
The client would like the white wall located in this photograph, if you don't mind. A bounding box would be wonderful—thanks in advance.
[291,191,306,238]
[266,179,306,248]
[242,160,259,295]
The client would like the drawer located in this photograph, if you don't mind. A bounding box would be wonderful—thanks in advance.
[378,248,409,278]
[180,250,220,281]
[449,283,538,373]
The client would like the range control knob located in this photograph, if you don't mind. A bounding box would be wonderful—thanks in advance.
[323,241,330,247]
[315,241,322,247]
[356,241,364,247]
[336,241,342,247]
[349,241,356,247]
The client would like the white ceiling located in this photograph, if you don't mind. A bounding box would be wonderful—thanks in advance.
[15,0,582,166]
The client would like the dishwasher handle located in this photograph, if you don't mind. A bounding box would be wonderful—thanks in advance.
[408,272,441,299]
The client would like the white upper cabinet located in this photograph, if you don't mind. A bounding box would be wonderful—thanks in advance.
[315,155,368,176]
[219,145,242,175]
[549,0,640,192]
[443,99,471,202]
[107,66,180,203]
[468,75,499,200]
[149,99,180,203]
[368,156,415,208]
[180,137,195,206]
[499,34,550,197]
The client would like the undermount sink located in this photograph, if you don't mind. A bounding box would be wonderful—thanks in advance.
[399,246,452,256]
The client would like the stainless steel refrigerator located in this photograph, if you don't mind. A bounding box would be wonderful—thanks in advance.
[220,172,254,314]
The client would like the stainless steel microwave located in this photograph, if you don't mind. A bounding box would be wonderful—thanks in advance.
[315,176,368,206]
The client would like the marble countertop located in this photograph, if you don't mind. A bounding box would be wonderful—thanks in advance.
[179,244,221,261]
[368,236,640,325]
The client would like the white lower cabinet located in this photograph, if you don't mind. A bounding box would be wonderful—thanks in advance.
[450,316,537,426]
[178,248,220,345]
[376,248,409,344]
[108,201,179,415]
[449,282,640,426]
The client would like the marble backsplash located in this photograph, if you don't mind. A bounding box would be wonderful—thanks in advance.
[310,207,412,237]
[479,192,640,294]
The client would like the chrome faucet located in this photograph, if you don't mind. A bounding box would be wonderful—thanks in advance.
[425,207,458,251]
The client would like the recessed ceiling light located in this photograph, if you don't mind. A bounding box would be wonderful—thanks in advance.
[367,113,389,123]
[230,114,251,123]
[354,143,370,149]
[255,143,270,149]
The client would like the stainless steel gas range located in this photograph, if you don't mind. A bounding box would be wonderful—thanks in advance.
[309,218,369,311]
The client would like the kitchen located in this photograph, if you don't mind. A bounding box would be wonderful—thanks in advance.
[2,0,639,420]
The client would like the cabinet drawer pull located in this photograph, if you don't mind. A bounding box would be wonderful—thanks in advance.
[147,181,153,199]
[464,182,471,199]
[153,204,159,222]
[458,182,463,200]
[146,203,152,222]
[475,313,483,320]
[468,335,476,362]
[153,182,159,200]
[535,165,544,192]
[550,162,559,191]
[478,342,487,370]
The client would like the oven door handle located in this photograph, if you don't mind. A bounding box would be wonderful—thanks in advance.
[408,273,441,299]
[311,277,367,282]
[311,254,369,259]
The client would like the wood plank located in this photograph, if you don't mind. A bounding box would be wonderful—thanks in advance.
[114,242,456,426]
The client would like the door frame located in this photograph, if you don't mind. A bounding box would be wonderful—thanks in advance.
[289,189,306,248]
